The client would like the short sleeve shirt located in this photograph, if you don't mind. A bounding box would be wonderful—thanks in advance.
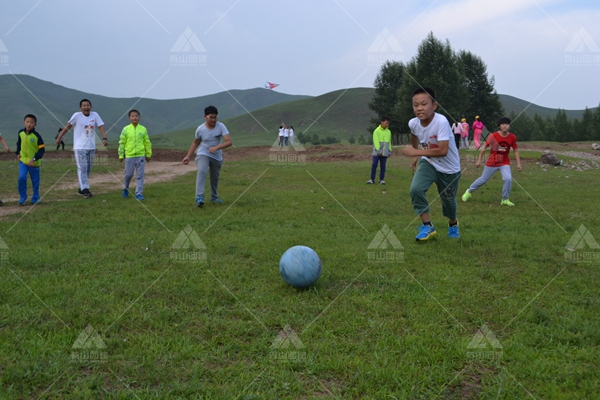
[485,132,518,167]
[409,113,461,174]
[69,111,104,150]
[195,121,229,161]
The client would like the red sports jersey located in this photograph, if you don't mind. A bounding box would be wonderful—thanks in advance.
[485,132,518,167]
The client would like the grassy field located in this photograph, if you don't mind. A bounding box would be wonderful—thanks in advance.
[1,146,599,399]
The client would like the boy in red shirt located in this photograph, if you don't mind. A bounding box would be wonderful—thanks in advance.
[461,117,522,206]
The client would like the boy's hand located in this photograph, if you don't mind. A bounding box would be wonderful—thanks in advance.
[17,154,21,161]
[476,160,481,168]
[209,146,217,153]
[4,146,9,153]
[411,156,419,173]
[182,156,190,165]
[403,146,417,157]
[119,158,123,163]
[517,164,522,172]
[146,157,151,163]
[27,159,35,166]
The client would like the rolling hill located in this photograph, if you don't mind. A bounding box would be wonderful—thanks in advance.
[0,74,309,144]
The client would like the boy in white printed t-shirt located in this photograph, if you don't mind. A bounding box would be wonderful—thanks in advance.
[57,99,107,199]
[403,87,461,241]
[182,106,233,207]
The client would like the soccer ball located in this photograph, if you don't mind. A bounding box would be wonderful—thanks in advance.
[279,246,322,288]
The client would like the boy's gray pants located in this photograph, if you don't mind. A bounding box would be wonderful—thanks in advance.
[468,165,512,200]
[195,154,222,199]
[124,156,146,195]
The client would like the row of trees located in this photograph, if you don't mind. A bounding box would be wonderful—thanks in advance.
[508,108,600,142]
[367,32,504,143]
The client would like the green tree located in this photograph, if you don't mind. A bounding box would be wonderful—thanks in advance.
[458,50,504,126]
[509,111,533,141]
[552,109,572,142]
[348,135,356,144]
[367,60,405,139]
[394,32,468,126]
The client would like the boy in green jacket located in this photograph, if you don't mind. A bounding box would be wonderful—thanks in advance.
[367,116,392,185]
[16,114,45,205]
[118,110,152,200]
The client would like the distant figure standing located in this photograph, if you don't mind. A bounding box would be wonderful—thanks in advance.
[451,119,463,150]
[460,118,470,149]
[472,116,485,149]
[278,125,285,147]
[367,116,392,185]
[289,126,295,146]
[283,126,289,146]
[55,128,65,150]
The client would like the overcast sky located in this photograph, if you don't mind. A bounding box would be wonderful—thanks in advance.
[1,0,598,110]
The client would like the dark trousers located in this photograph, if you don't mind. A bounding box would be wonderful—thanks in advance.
[454,134,460,150]
[371,156,387,181]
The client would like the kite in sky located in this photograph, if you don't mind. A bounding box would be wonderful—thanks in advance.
[264,82,280,90]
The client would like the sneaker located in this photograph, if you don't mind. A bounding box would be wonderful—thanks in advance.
[196,195,204,208]
[18,201,26,206]
[31,200,39,205]
[415,224,437,241]
[366,180,374,184]
[122,189,129,198]
[0,200,3,206]
[379,180,386,185]
[448,223,460,239]
[501,199,515,206]
[83,189,92,199]
[77,189,84,196]
[210,197,223,204]
[135,194,145,201]
[461,189,472,202]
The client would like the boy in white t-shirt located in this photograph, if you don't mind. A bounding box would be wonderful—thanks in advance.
[57,99,107,198]
[182,106,233,207]
[403,88,461,241]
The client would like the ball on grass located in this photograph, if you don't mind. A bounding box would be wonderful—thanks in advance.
[279,245,322,288]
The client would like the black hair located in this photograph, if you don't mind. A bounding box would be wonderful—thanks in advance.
[24,114,37,123]
[411,87,436,102]
[80,99,92,107]
[204,105,218,116]
[58,127,63,133]
[498,117,511,126]
[289,126,294,129]
[129,109,140,117]
[381,116,391,122]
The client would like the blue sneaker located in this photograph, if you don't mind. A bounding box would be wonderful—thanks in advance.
[448,223,460,238]
[416,224,437,241]
[196,195,204,207]
[210,197,223,204]
[122,189,129,198]
[135,194,145,201]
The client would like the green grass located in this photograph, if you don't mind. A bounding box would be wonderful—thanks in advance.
[1,148,599,399]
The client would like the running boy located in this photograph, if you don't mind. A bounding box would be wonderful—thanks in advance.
[118,110,152,200]
[16,114,45,205]
[182,106,233,207]
[403,88,461,241]
[367,116,392,185]
[461,117,521,206]
[57,99,107,198]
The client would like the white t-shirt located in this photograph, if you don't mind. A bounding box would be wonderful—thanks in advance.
[279,128,284,137]
[409,113,461,174]
[195,121,229,161]
[289,129,294,137]
[283,129,289,138]
[68,111,104,150]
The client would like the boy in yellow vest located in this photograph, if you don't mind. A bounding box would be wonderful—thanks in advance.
[16,114,45,205]
[118,110,152,200]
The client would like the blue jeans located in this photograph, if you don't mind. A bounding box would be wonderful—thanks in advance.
[18,162,40,204]
[371,156,387,181]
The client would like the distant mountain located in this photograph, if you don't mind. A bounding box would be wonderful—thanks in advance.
[0,74,310,143]
[498,94,594,120]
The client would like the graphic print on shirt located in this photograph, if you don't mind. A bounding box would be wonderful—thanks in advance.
[84,120,95,138]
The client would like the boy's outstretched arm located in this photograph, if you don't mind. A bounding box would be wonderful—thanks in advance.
[514,149,522,172]
[0,136,9,152]
[183,138,201,165]
[56,124,72,144]
[476,143,488,167]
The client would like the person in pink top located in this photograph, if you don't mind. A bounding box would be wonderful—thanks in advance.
[460,118,469,149]
[472,116,485,149]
